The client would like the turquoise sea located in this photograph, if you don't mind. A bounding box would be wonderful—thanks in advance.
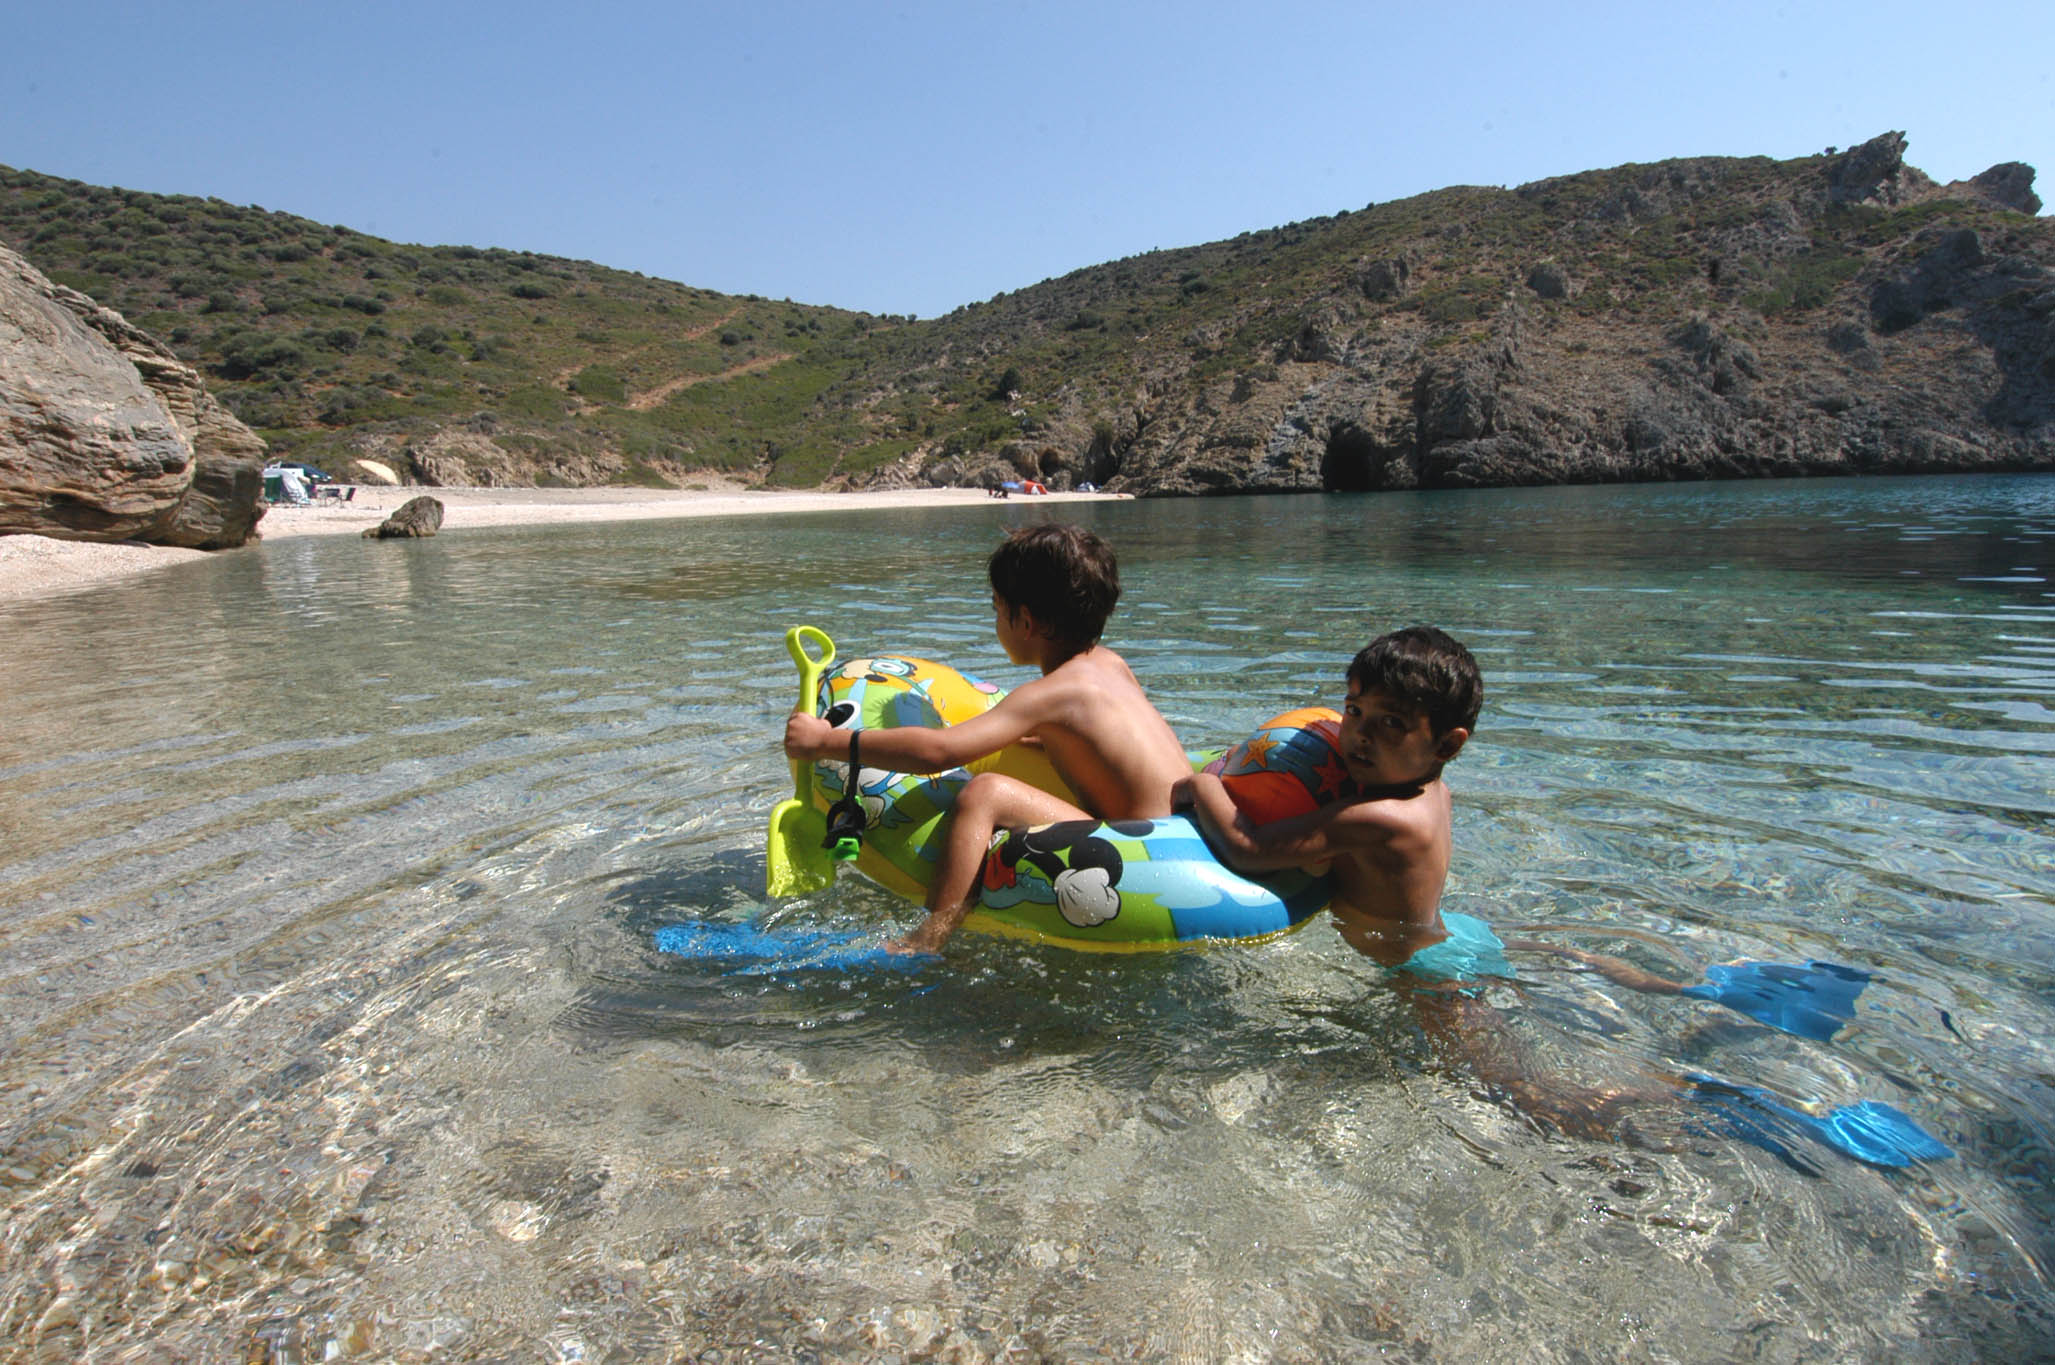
[0,474,2050,1360]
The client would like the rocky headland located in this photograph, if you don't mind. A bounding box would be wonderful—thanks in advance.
[1,245,266,546]
[910,134,2053,496]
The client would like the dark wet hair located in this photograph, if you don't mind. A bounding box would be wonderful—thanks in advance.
[988,523,1120,647]
[1348,627,1482,736]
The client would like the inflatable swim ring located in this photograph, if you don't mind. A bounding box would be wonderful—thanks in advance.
[767,627,1343,951]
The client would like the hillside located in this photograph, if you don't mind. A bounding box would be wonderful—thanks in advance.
[4,132,2051,494]
[0,167,900,486]
[863,132,2053,494]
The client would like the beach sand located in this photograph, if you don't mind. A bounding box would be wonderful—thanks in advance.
[0,485,1130,601]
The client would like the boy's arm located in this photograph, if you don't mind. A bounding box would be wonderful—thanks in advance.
[1180,772,1402,873]
[784,676,1067,774]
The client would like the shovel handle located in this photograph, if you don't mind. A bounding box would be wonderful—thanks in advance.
[784,626,835,796]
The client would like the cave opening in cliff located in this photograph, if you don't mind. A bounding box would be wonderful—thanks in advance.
[1320,424,1379,492]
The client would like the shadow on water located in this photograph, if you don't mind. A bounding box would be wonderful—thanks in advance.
[582,845,1442,1092]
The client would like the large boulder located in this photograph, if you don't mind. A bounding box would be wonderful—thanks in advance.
[363,495,444,539]
[0,245,265,547]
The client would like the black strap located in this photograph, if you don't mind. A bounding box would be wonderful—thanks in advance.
[822,729,866,859]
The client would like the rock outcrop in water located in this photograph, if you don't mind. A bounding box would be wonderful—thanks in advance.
[363,495,444,539]
[0,245,267,547]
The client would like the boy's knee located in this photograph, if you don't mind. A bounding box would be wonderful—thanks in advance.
[957,772,1010,814]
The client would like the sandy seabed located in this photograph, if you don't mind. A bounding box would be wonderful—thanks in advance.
[0,485,1128,602]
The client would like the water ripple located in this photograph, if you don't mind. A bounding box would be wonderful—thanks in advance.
[0,480,2051,1357]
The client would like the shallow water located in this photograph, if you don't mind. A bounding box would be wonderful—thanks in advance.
[0,475,2050,1361]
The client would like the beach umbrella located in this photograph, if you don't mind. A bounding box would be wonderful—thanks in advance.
[352,459,400,485]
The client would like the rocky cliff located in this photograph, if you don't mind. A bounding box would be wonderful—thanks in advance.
[884,134,2054,495]
[1,245,265,546]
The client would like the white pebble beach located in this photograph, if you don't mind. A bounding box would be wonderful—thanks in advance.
[0,484,1130,602]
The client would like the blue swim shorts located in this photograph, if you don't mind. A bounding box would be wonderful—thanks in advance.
[1392,911,1518,985]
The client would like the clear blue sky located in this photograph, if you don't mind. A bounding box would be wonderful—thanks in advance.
[5,1,2049,318]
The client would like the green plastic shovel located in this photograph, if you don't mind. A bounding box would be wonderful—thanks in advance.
[765,625,837,897]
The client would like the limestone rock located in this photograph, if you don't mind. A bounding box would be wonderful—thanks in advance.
[1965,162,2041,215]
[1871,228,1990,333]
[407,445,473,487]
[1670,315,1761,397]
[0,245,265,548]
[1355,255,1415,303]
[363,495,444,539]
[1526,263,1571,300]
[1826,131,1935,207]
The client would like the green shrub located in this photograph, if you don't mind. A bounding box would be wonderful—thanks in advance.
[509,280,554,299]
[216,336,304,380]
[425,284,467,306]
[570,364,626,403]
[1746,248,1864,316]
[502,384,566,418]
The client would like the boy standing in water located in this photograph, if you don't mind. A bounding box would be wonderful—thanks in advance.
[1180,632,1953,1164]
[1176,628,1645,1129]
[1181,626,1661,985]
[1178,626,1490,975]
[783,524,1191,954]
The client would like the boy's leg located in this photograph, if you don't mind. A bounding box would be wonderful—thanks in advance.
[1501,938,1687,997]
[891,772,1088,953]
[1409,989,1678,1142]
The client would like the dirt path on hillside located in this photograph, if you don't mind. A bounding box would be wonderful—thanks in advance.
[552,307,748,390]
[628,352,794,409]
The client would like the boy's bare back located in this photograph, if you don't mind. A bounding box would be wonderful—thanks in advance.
[1010,644,1190,821]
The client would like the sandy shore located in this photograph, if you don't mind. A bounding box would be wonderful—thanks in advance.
[0,485,1129,601]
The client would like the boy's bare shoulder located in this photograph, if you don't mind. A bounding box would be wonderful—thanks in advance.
[1051,644,1145,690]
[1326,779,1453,843]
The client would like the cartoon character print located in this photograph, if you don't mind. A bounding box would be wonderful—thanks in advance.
[816,658,970,833]
[818,696,898,828]
[991,819,1156,929]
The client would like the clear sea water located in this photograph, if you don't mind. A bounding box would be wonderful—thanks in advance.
[0,474,2050,1362]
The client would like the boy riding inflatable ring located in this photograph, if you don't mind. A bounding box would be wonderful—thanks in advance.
[767,628,1342,950]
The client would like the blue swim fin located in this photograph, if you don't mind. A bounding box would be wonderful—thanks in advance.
[1680,960,1870,1041]
[1683,1073,1952,1168]
[653,920,929,975]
